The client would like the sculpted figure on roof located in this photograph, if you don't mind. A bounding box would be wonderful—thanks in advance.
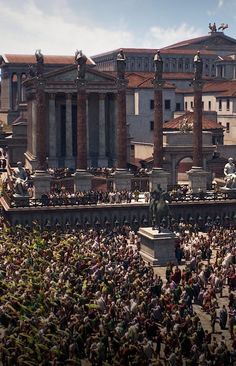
[75,50,87,80]
[209,22,217,32]
[153,50,163,81]
[116,49,126,79]
[193,51,203,81]
[35,49,44,77]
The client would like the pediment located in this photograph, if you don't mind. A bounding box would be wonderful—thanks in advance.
[45,66,115,83]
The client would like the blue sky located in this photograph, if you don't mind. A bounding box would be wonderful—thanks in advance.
[0,0,236,56]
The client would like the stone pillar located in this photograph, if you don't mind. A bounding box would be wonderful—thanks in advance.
[114,79,132,191]
[74,79,92,192]
[48,93,57,167]
[149,79,170,192]
[187,79,208,192]
[32,78,51,198]
[65,93,74,167]
[98,93,108,166]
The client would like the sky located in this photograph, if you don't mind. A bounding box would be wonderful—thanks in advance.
[1,0,236,56]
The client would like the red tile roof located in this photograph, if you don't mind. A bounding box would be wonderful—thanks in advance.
[177,80,236,97]
[164,111,223,130]
[2,54,95,66]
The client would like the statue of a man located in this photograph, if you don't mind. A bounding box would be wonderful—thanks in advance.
[116,49,126,80]
[193,51,203,81]
[75,50,87,80]
[224,157,236,188]
[12,161,28,196]
[35,49,44,77]
[153,50,163,81]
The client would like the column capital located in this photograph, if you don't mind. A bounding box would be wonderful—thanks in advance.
[75,78,87,90]
[66,93,73,100]
[152,79,164,90]
[99,93,106,100]
[49,93,56,100]
[192,79,204,92]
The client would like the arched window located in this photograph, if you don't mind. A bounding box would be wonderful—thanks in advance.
[11,73,18,110]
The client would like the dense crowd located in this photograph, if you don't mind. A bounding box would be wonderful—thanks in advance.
[0,220,235,365]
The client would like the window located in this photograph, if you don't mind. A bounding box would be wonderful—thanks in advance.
[226,122,230,133]
[190,101,193,109]
[219,99,222,111]
[150,100,154,109]
[208,101,211,110]
[150,121,154,131]
[202,101,204,110]
[176,103,181,111]
[165,99,171,110]
[227,99,230,111]
[185,101,188,110]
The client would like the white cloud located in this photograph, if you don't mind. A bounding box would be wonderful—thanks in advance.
[142,23,202,49]
[218,0,224,8]
[0,0,134,56]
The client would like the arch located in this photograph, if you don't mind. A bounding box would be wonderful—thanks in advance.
[11,73,18,110]
[176,156,193,184]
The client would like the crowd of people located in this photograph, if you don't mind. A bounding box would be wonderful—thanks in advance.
[0,218,235,365]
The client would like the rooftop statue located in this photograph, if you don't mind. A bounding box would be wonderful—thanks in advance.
[218,23,228,31]
[153,50,163,81]
[75,50,87,80]
[209,22,217,32]
[116,49,126,80]
[224,157,236,189]
[35,49,44,78]
[193,51,203,81]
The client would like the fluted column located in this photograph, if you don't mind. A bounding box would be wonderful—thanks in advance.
[66,93,73,158]
[192,80,203,167]
[153,80,164,168]
[35,79,47,170]
[76,79,87,170]
[48,93,56,158]
[116,79,128,169]
[98,93,107,166]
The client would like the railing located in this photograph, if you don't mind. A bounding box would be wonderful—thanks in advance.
[2,190,236,208]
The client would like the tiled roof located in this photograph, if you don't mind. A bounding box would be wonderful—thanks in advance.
[164,111,223,130]
[176,80,236,97]
[162,35,210,50]
[1,54,95,66]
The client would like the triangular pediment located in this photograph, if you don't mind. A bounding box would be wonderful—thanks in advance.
[44,65,116,83]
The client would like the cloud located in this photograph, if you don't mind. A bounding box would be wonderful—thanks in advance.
[143,23,202,49]
[218,0,224,8]
[0,0,134,56]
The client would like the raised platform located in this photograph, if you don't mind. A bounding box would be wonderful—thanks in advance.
[138,227,177,266]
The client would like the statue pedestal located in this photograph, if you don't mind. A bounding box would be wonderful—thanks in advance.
[13,194,29,207]
[149,168,170,192]
[113,169,132,191]
[138,227,177,266]
[32,170,51,199]
[74,170,92,192]
[187,166,209,193]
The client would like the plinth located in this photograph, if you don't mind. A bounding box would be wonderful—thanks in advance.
[113,168,133,191]
[138,227,177,266]
[32,170,51,199]
[13,194,30,207]
[187,166,209,193]
[149,167,170,192]
[74,169,92,192]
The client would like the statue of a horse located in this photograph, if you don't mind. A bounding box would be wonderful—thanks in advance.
[149,190,171,232]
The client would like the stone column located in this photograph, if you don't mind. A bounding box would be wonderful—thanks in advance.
[74,79,92,192]
[65,93,73,167]
[149,79,170,192]
[48,93,57,166]
[32,78,51,198]
[98,93,107,166]
[187,79,209,192]
[114,79,132,191]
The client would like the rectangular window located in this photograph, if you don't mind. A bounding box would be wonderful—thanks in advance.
[227,99,230,111]
[150,99,154,109]
[202,101,204,110]
[219,99,222,111]
[165,99,171,110]
[150,121,154,131]
[185,101,187,110]
[208,101,211,110]
[190,101,193,109]
[226,122,230,133]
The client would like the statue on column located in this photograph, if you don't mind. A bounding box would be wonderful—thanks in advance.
[153,50,163,81]
[35,49,44,78]
[75,50,87,80]
[193,51,203,81]
[116,49,126,80]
